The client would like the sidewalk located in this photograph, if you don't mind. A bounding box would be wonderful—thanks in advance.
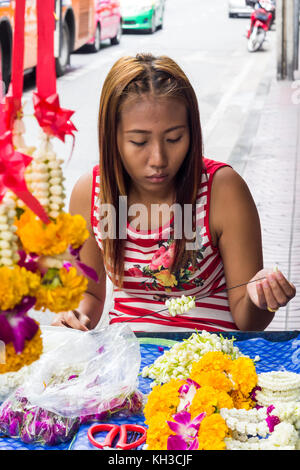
[229,73,300,330]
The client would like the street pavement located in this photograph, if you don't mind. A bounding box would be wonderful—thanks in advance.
[22,0,300,330]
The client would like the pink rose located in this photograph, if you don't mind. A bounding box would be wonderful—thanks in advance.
[149,243,175,271]
[128,267,143,277]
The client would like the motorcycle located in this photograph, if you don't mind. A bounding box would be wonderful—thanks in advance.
[246,1,276,52]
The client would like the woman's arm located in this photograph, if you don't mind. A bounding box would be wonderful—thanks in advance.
[210,166,296,331]
[52,172,107,330]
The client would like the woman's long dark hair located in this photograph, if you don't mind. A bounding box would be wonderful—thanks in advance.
[98,53,204,288]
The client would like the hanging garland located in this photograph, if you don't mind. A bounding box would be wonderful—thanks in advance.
[0,0,97,373]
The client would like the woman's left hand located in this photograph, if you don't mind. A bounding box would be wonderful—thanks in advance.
[247,268,296,313]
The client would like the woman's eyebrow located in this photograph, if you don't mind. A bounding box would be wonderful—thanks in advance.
[125,125,186,134]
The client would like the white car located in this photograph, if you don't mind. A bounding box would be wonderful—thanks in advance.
[228,0,254,18]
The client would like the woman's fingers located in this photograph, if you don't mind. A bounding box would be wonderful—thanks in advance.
[255,271,296,311]
[51,311,90,331]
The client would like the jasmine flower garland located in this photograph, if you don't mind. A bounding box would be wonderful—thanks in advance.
[165,295,196,317]
[142,330,244,386]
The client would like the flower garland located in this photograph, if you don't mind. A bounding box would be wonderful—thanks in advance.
[142,330,244,386]
[144,351,258,450]
[0,115,95,374]
[144,347,300,450]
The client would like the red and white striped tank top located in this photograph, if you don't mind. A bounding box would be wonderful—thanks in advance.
[91,157,238,333]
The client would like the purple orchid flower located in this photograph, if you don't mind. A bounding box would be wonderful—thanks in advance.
[0,310,38,353]
[167,410,206,450]
[68,245,99,282]
[17,250,39,273]
[167,434,199,451]
[250,385,262,402]
[178,379,200,411]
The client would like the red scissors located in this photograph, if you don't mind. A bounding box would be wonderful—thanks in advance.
[87,423,147,450]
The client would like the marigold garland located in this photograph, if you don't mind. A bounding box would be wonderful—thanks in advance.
[0,266,41,311]
[34,266,88,312]
[15,209,89,256]
[144,351,258,450]
[0,326,43,374]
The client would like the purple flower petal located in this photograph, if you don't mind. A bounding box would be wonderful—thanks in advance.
[267,405,275,415]
[178,384,190,395]
[266,415,280,433]
[189,437,199,450]
[250,385,262,401]
[172,410,192,426]
[186,378,200,389]
[167,434,188,451]
[167,420,187,435]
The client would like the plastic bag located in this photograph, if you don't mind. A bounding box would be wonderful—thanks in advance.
[22,323,141,417]
[0,323,143,445]
[0,387,144,446]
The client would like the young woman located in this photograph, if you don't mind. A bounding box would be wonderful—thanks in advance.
[52,53,296,333]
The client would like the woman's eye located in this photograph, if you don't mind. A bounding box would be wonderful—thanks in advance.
[167,136,182,144]
[130,141,147,146]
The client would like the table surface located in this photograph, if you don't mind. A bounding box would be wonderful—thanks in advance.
[1,331,300,450]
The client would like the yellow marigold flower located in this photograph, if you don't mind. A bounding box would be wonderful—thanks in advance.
[229,356,257,397]
[189,385,233,419]
[15,210,89,256]
[153,270,178,287]
[191,351,232,374]
[190,370,233,393]
[0,327,43,374]
[197,414,228,450]
[0,266,41,311]
[144,379,185,424]
[146,412,176,450]
[34,267,88,313]
[230,390,255,410]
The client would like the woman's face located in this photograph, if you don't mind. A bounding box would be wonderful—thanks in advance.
[117,95,190,199]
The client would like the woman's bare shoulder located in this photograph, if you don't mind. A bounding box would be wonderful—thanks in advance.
[210,165,258,241]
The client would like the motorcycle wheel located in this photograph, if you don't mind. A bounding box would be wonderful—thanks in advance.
[247,26,266,52]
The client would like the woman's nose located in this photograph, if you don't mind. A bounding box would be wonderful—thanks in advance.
[148,142,167,168]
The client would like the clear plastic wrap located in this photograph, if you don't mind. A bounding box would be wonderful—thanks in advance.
[0,324,143,445]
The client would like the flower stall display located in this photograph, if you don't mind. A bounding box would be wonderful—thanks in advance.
[143,345,300,451]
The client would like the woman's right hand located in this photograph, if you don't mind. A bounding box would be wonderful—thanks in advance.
[51,310,91,331]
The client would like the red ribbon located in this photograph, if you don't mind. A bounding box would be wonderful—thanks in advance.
[4,0,26,130]
[33,92,77,142]
[0,130,50,224]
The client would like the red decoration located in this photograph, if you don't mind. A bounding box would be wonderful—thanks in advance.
[0,130,50,224]
[33,92,77,142]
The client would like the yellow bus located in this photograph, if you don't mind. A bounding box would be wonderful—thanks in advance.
[0,0,96,91]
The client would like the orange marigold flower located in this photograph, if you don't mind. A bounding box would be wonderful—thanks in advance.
[190,370,233,393]
[189,386,233,419]
[15,210,89,256]
[0,327,43,374]
[230,390,256,410]
[146,412,176,450]
[144,379,185,424]
[197,414,228,450]
[229,356,257,397]
[34,267,88,312]
[191,351,232,374]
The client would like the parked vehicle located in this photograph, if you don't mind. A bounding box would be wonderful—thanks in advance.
[120,0,165,33]
[87,0,122,52]
[0,0,96,92]
[228,0,253,18]
[247,1,275,52]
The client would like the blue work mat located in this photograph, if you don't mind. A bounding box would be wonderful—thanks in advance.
[1,332,300,450]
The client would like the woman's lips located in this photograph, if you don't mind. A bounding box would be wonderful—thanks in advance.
[146,175,168,183]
